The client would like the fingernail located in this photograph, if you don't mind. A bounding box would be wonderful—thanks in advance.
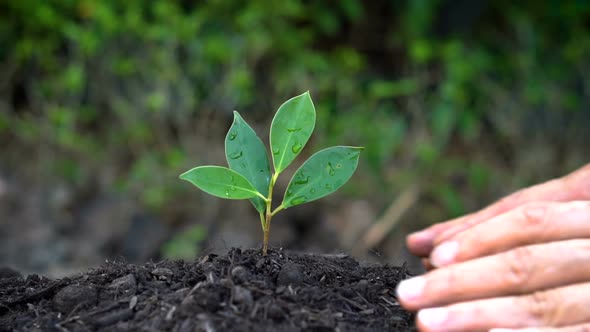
[408,231,435,254]
[396,276,425,302]
[410,230,432,242]
[431,241,458,267]
[418,308,448,329]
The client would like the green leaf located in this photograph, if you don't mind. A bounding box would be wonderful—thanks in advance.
[270,91,316,174]
[282,146,363,208]
[225,111,271,213]
[179,166,263,200]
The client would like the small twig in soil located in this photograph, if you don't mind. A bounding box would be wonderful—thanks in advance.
[58,315,81,326]
[379,302,393,314]
[338,307,358,316]
[249,302,260,319]
[380,296,398,307]
[165,306,176,320]
[129,295,138,310]
[86,301,124,316]
[94,309,134,327]
[359,308,375,315]
[54,323,69,332]
[336,294,365,311]
[186,281,204,298]
[354,291,371,306]
[64,302,83,322]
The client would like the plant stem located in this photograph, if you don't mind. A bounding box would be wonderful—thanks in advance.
[271,205,284,216]
[262,215,270,255]
[259,212,266,233]
[255,192,269,202]
[262,173,278,255]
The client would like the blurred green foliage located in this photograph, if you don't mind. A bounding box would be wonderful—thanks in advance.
[1,0,589,238]
[161,224,207,260]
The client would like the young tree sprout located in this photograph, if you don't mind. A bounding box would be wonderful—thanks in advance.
[180,92,362,255]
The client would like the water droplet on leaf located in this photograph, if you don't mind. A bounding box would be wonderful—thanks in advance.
[229,151,243,159]
[336,163,342,169]
[294,176,310,185]
[291,143,302,154]
[310,188,316,194]
[327,162,335,176]
[291,196,307,205]
[228,132,237,140]
[272,148,280,155]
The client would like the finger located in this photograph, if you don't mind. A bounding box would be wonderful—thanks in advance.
[398,240,590,310]
[408,220,462,257]
[408,211,494,257]
[407,163,590,257]
[414,282,590,332]
[430,201,590,267]
[434,164,590,244]
[491,323,590,332]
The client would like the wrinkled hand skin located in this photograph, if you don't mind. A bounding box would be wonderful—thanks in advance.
[397,163,590,332]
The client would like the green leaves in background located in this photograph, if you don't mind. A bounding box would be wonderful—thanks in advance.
[270,91,316,174]
[225,111,271,212]
[161,224,207,260]
[179,166,263,200]
[282,146,363,208]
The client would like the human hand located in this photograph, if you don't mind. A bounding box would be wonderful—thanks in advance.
[397,164,590,331]
[407,164,590,266]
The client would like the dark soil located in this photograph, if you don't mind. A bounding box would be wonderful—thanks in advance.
[0,248,416,331]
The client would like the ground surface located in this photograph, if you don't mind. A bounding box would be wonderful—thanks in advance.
[0,248,415,331]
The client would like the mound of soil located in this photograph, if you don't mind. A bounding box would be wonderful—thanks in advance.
[0,248,415,331]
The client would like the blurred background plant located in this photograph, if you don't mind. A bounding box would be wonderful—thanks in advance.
[1,0,589,276]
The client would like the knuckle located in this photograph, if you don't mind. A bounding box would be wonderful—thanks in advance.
[520,202,550,228]
[443,268,458,288]
[502,246,535,287]
[520,290,560,325]
[438,267,462,297]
